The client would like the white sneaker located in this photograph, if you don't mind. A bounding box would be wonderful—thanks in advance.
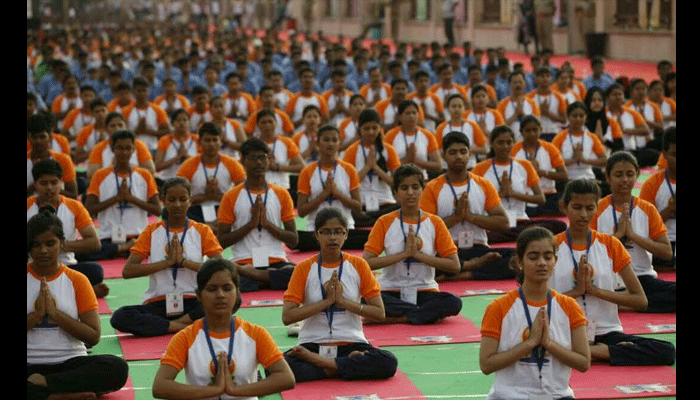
[287,321,303,337]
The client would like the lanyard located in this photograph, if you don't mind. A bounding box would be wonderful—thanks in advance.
[524,142,540,161]
[611,196,635,233]
[664,171,676,218]
[202,317,235,375]
[445,173,471,215]
[568,131,585,165]
[114,168,133,220]
[566,229,591,313]
[201,155,220,182]
[318,162,338,204]
[360,144,375,183]
[245,182,269,232]
[401,131,416,156]
[491,159,514,200]
[318,253,344,336]
[518,287,552,380]
[165,218,190,284]
[399,209,421,274]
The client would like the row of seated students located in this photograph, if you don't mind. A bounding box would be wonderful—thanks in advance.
[28,147,676,399]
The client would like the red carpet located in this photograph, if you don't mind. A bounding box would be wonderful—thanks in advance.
[117,331,173,361]
[363,314,481,346]
[281,369,425,400]
[570,364,676,398]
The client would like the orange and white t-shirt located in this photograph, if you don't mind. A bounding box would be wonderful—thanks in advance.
[160,317,283,399]
[223,92,258,122]
[337,117,360,150]
[244,108,295,138]
[297,159,361,231]
[550,230,631,336]
[153,93,191,114]
[510,140,565,194]
[466,108,505,137]
[322,88,354,127]
[122,102,170,150]
[419,173,501,245]
[481,289,585,399]
[217,182,295,265]
[188,105,213,132]
[471,158,540,221]
[285,92,329,125]
[407,92,444,132]
[551,128,606,180]
[75,124,109,155]
[464,83,498,103]
[27,195,93,266]
[62,108,95,140]
[87,166,159,240]
[497,97,541,142]
[27,263,98,365]
[292,130,319,163]
[359,83,391,105]
[284,253,381,344]
[27,151,76,189]
[625,99,663,137]
[261,136,300,189]
[434,119,487,169]
[606,106,648,151]
[157,133,201,179]
[383,126,439,177]
[107,98,136,114]
[526,89,567,134]
[639,169,676,242]
[654,97,676,129]
[177,153,246,208]
[374,98,426,129]
[342,140,401,206]
[27,133,71,156]
[215,118,246,159]
[51,94,82,125]
[592,196,667,278]
[130,219,223,303]
[429,83,469,116]
[364,210,458,291]
[87,138,153,170]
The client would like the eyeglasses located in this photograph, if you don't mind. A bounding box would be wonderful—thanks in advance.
[317,229,347,237]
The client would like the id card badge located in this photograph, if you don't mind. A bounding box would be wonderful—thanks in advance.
[506,210,518,228]
[400,287,418,305]
[366,194,380,212]
[252,246,270,268]
[166,292,184,316]
[458,230,474,249]
[112,224,126,243]
[586,320,597,344]
[201,204,217,222]
[319,345,338,359]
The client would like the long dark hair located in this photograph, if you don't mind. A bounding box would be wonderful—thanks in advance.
[358,108,388,173]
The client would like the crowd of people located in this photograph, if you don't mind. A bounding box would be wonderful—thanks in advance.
[28,22,676,399]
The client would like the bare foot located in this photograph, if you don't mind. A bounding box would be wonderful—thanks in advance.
[117,238,136,253]
[93,283,109,298]
[288,345,315,362]
[349,350,369,357]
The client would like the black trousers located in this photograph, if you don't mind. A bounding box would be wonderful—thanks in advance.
[487,218,567,244]
[595,331,675,366]
[239,261,295,292]
[27,355,128,400]
[456,245,516,280]
[282,342,398,382]
[110,297,204,337]
[381,290,462,325]
[638,274,676,313]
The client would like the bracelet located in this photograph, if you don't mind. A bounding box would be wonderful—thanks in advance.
[358,304,364,314]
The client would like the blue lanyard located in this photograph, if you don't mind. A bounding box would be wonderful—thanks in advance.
[524,142,540,161]
[664,171,676,218]
[568,132,585,165]
[518,287,552,380]
[445,173,471,214]
[401,131,416,155]
[399,209,421,274]
[202,317,235,375]
[566,229,591,312]
[114,168,133,219]
[201,155,220,182]
[317,253,344,336]
[611,197,635,245]
[360,144,375,183]
[165,218,190,283]
[245,182,269,232]
[491,159,514,197]
[318,162,338,204]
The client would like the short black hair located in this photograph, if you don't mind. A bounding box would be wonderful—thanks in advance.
[32,158,63,181]
[240,137,270,158]
[111,130,135,147]
[442,131,471,152]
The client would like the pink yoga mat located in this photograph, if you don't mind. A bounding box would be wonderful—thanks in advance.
[101,257,127,279]
[241,289,285,308]
[281,369,425,400]
[100,377,136,400]
[117,331,173,361]
[619,311,676,334]
[658,271,676,282]
[570,364,676,399]
[363,314,481,347]
[98,298,112,314]
[439,279,518,297]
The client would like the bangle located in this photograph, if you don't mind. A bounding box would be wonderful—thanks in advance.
[358,304,364,314]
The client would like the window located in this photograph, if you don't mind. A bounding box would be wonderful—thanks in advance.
[482,0,500,23]
[325,0,340,18]
[411,0,431,20]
